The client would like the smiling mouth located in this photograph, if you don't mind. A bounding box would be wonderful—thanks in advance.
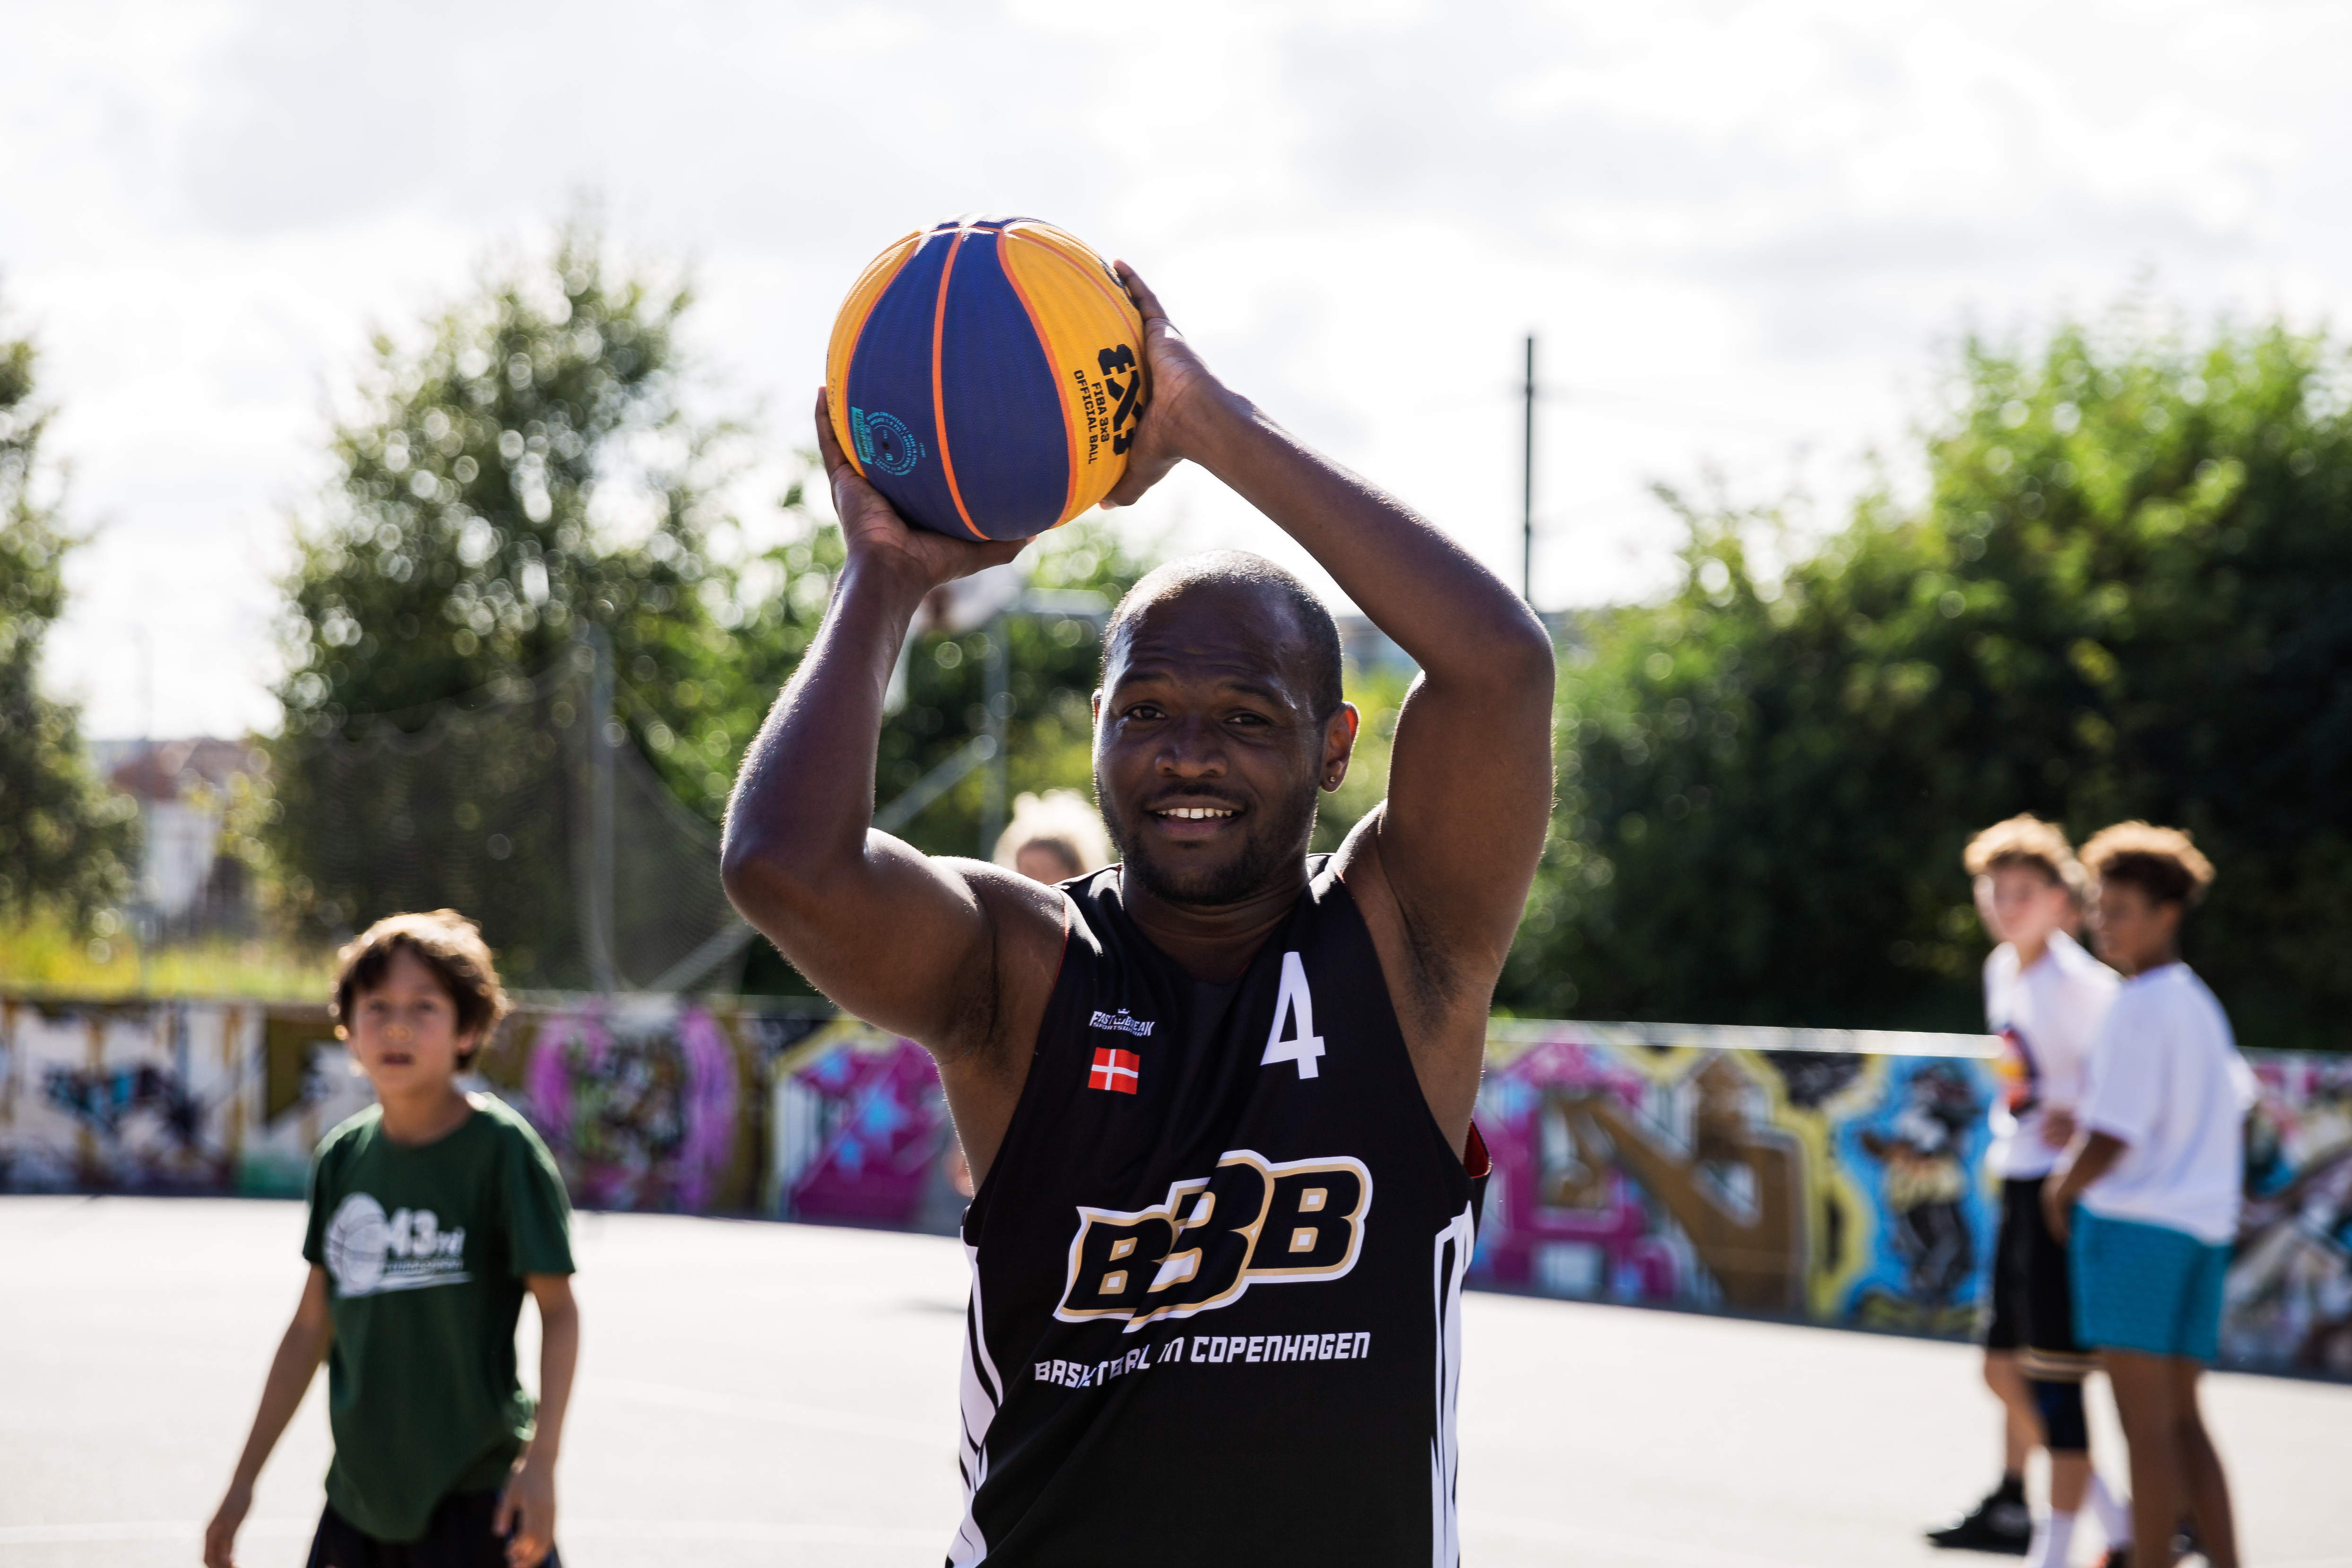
[1155,806,1237,821]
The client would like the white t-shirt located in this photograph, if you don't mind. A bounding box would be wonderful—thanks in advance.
[1983,930,2120,1180]
[2077,963,2254,1245]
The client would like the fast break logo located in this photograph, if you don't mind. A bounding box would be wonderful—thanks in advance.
[1056,1150,1370,1333]
[1088,1008,1154,1038]
[848,407,924,477]
[323,1192,469,1299]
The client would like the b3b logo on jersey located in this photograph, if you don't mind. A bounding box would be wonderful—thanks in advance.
[1055,1150,1370,1334]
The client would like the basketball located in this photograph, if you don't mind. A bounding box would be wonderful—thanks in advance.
[825,215,1147,541]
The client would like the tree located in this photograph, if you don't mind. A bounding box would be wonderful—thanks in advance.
[263,212,1173,990]
[1502,308,2352,1049]
[264,217,776,980]
[0,318,136,925]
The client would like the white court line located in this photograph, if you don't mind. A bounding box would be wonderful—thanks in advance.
[560,1521,942,1545]
[593,1377,946,1445]
[0,1521,310,1545]
[1463,1511,1816,1568]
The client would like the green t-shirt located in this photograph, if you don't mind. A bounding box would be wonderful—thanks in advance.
[302,1094,574,1542]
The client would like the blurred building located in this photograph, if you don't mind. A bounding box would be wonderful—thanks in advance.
[93,738,264,930]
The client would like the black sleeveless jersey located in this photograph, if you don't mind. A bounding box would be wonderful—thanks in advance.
[948,855,1488,1567]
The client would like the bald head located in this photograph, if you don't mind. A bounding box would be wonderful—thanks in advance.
[1101,551,1344,719]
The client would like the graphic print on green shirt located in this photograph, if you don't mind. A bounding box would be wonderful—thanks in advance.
[302,1093,574,1543]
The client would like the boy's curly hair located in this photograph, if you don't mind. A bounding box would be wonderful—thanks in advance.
[1962,814,2078,885]
[332,910,512,1066]
[2080,822,2215,910]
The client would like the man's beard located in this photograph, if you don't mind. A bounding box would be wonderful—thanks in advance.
[1106,782,1320,908]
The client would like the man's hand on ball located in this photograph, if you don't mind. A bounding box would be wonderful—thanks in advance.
[1100,262,1228,509]
[813,389,1025,586]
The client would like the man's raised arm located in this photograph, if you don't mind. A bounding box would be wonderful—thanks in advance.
[720,394,1060,1081]
[1104,267,1555,1130]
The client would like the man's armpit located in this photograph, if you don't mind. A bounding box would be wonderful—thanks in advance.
[929,865,1066,1070]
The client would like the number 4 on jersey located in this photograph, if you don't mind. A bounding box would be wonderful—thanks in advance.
[1260,951,1325,1079]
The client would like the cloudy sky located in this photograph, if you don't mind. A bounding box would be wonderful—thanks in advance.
[8,0,2350,737]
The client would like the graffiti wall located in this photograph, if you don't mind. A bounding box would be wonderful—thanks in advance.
[0,997,352,1194]
[1469,1023,1999,1336]
[0,994,828,1215]
[769,1022,962,1233]
[3,996,2345,1375]
[2231,1054,2352,1376]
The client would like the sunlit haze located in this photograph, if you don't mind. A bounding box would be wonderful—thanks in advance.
[9,0,2350,737]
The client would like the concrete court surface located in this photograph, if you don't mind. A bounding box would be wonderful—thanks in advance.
[2,1196,2346,1568]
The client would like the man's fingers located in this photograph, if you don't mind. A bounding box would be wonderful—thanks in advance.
[1112,260,1167,326]
[492,1489,516,1535]
[1101,451,1177,510]
[813,388,854,476]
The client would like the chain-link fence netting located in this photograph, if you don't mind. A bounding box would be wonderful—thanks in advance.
[275,637,740,992]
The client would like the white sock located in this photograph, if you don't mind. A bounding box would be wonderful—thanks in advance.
[2028,1510,2078,1568]
[2090,1473,2133,1546]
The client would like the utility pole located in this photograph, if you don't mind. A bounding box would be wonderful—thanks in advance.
[582,624,618,993]
[1522,335,1537,606]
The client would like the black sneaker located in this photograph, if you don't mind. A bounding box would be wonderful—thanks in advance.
[1926,1491,2033,1554]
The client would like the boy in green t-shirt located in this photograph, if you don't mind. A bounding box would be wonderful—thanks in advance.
[206,910,579,1568]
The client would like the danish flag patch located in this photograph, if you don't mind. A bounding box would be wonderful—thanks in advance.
[1089,1047,1141,1095]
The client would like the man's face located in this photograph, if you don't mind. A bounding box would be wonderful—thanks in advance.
[1092,584,1354,908]
[1978,864,2069,951]
[2091,880,2180,977]
[345,948,475,1097]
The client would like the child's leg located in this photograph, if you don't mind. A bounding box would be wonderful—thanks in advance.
[2169,1358,2238,1568]
[2104,1351,2185,1567]
[2046,1449,2088,1514]
[1986,1350,2039,1474]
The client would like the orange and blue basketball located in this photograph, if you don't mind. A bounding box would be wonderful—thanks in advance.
[826,215,1146,541]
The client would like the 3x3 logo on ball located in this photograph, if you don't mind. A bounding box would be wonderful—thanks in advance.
[1056,1150,1369,1333]
[1073,343,1145,467]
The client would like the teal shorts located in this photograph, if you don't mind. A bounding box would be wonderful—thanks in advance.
[2069,1208,2230,1363]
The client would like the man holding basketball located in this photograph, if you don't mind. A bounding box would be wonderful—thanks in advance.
[723,265,1553,1566]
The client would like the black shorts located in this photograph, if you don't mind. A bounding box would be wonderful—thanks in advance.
[1982,1177,2092,1377]
[307,1491,561,1568]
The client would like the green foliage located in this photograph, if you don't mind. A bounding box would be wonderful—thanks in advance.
[730,519,1158,995]
[260,209,1164,989]
[264,217,791,953]
[1314,660,1412,854]
[855,520,1157,860]
[1502,310,2352,1048]
[0,323,136,925]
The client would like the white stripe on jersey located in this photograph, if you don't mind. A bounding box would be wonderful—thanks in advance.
[949,1241,1004,1566]
[1428,1204,1474,1568]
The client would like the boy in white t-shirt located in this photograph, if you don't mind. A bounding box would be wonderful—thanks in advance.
[2045,824,2246,1568]
[1929,817,2129,1566]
